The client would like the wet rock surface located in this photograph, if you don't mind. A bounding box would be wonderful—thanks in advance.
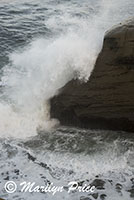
[50,18,134,132]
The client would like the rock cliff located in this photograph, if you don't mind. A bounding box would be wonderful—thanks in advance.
[50,19,134,132]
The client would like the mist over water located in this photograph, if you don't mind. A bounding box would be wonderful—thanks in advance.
[0,0,133,138]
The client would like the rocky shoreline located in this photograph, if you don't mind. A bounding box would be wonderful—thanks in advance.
[50,18,134,132]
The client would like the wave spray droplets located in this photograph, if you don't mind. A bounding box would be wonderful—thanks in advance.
[0,0,134,138]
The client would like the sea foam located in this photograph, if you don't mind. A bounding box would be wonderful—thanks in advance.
[0,0,133,138]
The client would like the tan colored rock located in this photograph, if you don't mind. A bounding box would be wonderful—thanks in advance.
[50,19,134,132]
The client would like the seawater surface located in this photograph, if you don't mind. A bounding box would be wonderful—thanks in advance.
[0,0,134,199]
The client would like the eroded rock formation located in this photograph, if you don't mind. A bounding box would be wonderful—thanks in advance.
[50,19,134,132]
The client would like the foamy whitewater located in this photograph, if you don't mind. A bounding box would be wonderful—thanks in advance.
[0,0,133,138]
[0,0,134,200]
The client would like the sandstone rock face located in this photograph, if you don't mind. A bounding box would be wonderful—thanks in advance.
[50,19,134,132]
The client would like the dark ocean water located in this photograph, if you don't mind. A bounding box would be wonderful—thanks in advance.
[0,0,134,199]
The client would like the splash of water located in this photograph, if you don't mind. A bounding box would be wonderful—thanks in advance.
[0,0,134,138]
